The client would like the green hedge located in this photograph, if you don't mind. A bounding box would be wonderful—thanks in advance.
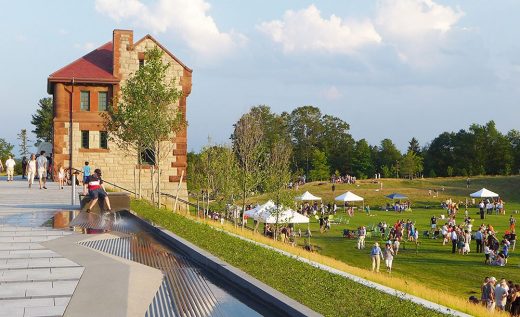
[131,200,446,317]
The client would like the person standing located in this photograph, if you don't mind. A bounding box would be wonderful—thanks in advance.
[5,156,15,181]
[27,154,37,188]
[357,226,366,249]
[21,156,27,179]
[451,229,458,254]
[370,242,383,272]
[384,243,395,273]
[57,165,65,189]
[475,228,483,253]
[479,200,485,220]
[430,215,437,238]
[83,161,91,184]
[36,151,48,189]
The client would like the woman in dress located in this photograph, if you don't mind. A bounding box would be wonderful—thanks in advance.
[58,164,65,189]
[26,154,37,188]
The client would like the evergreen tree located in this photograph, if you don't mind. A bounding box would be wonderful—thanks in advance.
[31,97,53,144]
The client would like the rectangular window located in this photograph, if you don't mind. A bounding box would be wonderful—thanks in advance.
[140,149,155,165]
[98,92,108,111]
[80,91,90,111]
[81,131,89,149]
[100,131,108,149]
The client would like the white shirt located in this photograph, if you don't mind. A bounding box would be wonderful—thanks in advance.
[36,156,47,170]
[5,159,15,168]
[28,160,36,172]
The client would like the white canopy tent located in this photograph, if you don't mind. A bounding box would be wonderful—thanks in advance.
[244,200,275,218]
[335,191,365,210]
[470,188,499,198]
[255,207,309,224]
[295,191,322,201]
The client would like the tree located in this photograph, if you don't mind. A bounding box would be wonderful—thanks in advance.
[17,129,31,158]
[104,47,184,206]
[408,137,421,155]
[232,110,265,228]
[507,129,520,174]
[264,138,292,238]
[308,149,330,181]
[288,106,323,176]
[320,115,354,174]
[31,97,53,144]
[351,139,374,179]
[0,138,14,162]
[377,139,401,177]
[399,151,423,179]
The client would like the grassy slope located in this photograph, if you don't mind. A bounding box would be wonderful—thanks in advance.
[252,176,520,300]
[131,199,446,317]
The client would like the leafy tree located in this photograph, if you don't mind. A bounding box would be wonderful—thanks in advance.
[17,129,31,159]
[423,132,455,177]
[507,129,520,174]
[0,138,14,162]
[233,109,265,228]
[308,149,330,181]
[287,106,323,176]
[104,47,184,206]
[351,139,374,179]
[377,139,401,177]
[31,97,53,144]
[320,115,354,174]
[399,151,423,179]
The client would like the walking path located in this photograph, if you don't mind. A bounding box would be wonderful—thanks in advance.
[0,177,162,317]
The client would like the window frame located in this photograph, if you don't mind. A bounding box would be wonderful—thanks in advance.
[81,131,90,149]
[80,91,90,111]
[99,131,108,149]
[98,91,108,112]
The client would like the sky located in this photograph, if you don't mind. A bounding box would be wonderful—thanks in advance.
[1,0,519,155]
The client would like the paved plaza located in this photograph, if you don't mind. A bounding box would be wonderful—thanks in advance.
[0,177,162,317]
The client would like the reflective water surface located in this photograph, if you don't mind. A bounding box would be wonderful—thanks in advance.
[47,210,273,317]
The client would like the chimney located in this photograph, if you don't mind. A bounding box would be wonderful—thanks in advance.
[112,29,133,79]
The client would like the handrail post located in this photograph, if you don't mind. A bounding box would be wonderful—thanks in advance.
[72,174,76,206]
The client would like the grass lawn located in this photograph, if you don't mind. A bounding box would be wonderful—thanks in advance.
[252,176,520,301]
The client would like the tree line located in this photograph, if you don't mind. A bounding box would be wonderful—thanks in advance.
[188,105,520,206]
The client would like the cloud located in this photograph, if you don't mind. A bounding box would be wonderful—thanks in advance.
[95,0,245,60]
[375,0,465,67]
[322,86,342,101]
[257,5,381,55]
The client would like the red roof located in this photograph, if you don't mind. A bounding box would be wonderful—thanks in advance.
[48,42,118,84]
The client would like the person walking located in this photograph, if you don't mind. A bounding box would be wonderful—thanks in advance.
[5,156,15,181]
[370,242,384,273]
[83,168,112,213]
[36,151,48,189]
[383,243,395,273]
[27,154,37,188]
[21,156,27,179]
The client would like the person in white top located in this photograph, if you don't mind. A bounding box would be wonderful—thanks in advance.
[27,154,37,188]
[36,151,48,189]
[5,156,16,181]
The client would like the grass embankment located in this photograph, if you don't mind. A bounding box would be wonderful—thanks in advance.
[131,199,450,317]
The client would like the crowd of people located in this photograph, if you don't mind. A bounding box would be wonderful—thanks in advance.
[475,277,520,315]
[331,174,357,184]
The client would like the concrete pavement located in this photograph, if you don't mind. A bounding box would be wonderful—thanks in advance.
[0,177,163,317]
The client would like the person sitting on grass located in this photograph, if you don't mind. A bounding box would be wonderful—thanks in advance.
[83,168,111,214]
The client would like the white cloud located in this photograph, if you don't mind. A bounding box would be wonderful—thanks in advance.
[375,0,465,67]
[322,86,342,101]
[258,5,381,55]
[95,0,245,60]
